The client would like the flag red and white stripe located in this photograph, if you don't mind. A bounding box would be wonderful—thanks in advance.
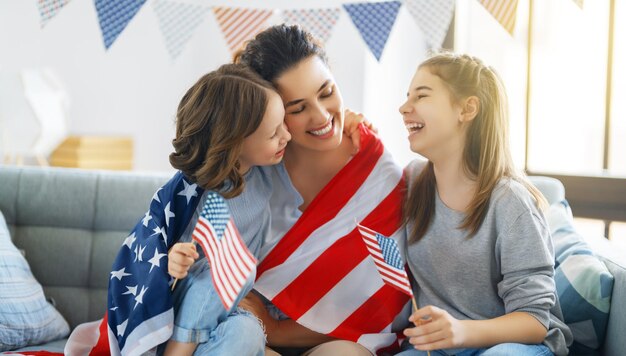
[255,125,409,354]
[212,7,273,54]
[357,224,413,297]
[193,216,256,310]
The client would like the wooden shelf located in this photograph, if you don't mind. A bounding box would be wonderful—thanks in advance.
[50,136,133,170]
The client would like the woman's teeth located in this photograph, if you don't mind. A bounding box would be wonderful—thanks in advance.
[309,120,333,136]
[405,122,424,132]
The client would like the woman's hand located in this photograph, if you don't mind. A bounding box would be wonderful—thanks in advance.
[343,109,377,154]
[403,305,468,351]
[167,242,198,279]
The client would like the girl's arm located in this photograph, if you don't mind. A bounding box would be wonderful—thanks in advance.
[403,305,547,351]
[238,292,335,347]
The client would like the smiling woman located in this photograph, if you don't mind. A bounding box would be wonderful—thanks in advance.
[236,24,410,355]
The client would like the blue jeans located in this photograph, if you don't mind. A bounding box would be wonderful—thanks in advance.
[168,259,264,355]
[396,342,553,356]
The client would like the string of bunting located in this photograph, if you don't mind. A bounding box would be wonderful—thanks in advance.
[36,0,585,62]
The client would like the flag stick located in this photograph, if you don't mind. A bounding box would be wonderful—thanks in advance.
[170,240,197,291]
[411,296,431,356]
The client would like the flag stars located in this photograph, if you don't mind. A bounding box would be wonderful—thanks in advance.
[117,319,128,337]
[164,202,175,227]
[123,285,137,296]
[178,180,198,204]
[142,212,152,227]
[122,232,136,249]
[148,248,167,273]
[134,286,148,309]
[151,226,167,244]
[152,188,162,203]
[110,267,131,281]
[134,244,146,262]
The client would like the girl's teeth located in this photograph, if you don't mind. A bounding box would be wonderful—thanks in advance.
[405,122,425,131]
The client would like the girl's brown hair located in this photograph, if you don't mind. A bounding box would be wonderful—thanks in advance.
[169,63,275,198]
[404,53,547,243]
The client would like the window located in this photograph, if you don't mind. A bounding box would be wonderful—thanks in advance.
[455,0,626,240]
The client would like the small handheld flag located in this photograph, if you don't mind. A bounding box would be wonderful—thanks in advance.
[357,223,413,297]
[191,192,257,311]
[357,222,431,356]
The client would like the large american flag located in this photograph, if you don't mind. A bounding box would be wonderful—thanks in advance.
[192,192,257,311]
[255,125,410,354]
[62,172,204,356]
[357,223,413,297]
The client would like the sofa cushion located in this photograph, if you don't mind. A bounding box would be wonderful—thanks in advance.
[546,201,614,354]
[0,210,70,352]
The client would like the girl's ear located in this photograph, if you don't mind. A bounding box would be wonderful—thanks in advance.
[460,96,479,122]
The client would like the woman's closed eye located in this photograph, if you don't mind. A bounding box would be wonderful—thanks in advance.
[320,86,334,98]
[289,106,305,115]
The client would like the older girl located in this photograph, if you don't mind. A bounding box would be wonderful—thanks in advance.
[398,53,572,355]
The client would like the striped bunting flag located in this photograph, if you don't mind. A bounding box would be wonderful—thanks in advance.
[192,192,257,310]
[94,0,147,49]
[152,0,210,60]
[37,0,71,27]
[478,0,519,35]
[357,223,413,297]
[281,8,341,43]
[212,7,273,55]
[404,0,455,49]
[343,1,401,61]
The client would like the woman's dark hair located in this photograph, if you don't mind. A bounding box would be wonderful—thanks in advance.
[169,63,274,198]
[235,24,328,82]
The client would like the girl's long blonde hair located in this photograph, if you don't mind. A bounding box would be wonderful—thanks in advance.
[404,53,547,243]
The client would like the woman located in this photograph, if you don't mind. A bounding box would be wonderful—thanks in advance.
[236,25,410,355]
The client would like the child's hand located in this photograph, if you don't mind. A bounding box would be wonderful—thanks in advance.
[343,109,377,154]
[168,242,199,279]
[403,305,468,351]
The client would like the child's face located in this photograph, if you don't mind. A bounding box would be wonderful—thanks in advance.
[239,90,291,173]
[275,56,344,153]
[399,67,465,161]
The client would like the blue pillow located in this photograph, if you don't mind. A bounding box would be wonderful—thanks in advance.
[546,201,614,354]
[0,211,70,351]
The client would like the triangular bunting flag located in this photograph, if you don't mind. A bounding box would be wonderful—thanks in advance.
[573,0,584,9]
[37,0,72,28]
[212,7,273,55]
[343,1,401,61]
[152,0,210,60]
[404,0,455,49]
[94,0,147,50]
[281,8,341,43]
[478,0,519,35]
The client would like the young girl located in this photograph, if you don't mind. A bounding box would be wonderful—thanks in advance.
[103,63,290,356]
[398,53,572,356]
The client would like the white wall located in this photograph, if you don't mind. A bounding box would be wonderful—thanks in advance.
[0,0,429,172]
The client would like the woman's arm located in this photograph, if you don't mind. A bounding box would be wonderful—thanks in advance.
[238,292,335,347]
[403,306,547,351]
[265,318,335,347]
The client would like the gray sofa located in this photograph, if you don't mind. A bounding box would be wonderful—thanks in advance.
[0,165,625,355]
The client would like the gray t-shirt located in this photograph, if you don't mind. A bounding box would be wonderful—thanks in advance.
[404,159,572,355]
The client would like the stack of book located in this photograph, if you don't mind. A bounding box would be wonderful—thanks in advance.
[50,136,133,170]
